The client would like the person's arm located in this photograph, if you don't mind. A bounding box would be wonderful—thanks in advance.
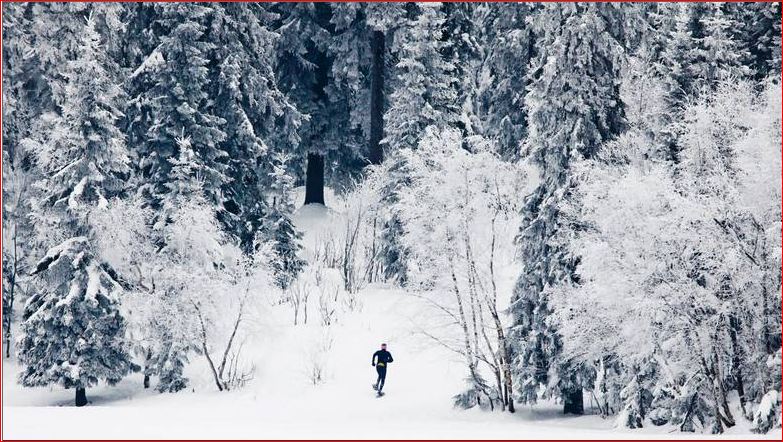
[387,352,393,363]
[372,351,378,366]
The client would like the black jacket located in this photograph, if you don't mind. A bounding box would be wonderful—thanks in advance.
[372,349,393,366]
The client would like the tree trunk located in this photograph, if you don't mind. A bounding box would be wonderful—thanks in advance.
[4,232,18,359]
[449,258,488,401]
[503,357,515,413]
[728,314,747,415]
[75,387,87,407]
[192,301,225,392]
[368,30,385,165]
[563,386,584,415]
[304,152,325,205]
[143,348,152,388]
[484,217,515,413]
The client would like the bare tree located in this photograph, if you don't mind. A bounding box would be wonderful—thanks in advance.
[191,292,255,392]
[288,280,311,325]
[318,284,338,327]
[305,330,334,386]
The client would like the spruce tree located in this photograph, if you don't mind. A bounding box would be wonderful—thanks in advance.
[655,4,699,163]
[272,2,357,206]
[509,3,627,415]
[261,154,305,290]
[728,2,782,80]
[376,3,461,285]
[474,2,537,160]
[208,3,302,250]
[698,3,750,86]
[125,3,227,218]
[18,16,133,407]
[327,3,406,166]
[383,3,458,153]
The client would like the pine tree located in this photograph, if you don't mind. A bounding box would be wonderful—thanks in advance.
[125,3,227,218]
[383,3,459,153]
[378,210,408,285]
[698,3,750,86]
[474,2,537,160]
[655,4,699,163]
[261,154,305,291]
[208,3,302,250]
[728,2,782,81]
[658,5,699,113]
[18,16,134,407]
[376,3,461,285]
[376,148,417,286]
[151,335,190,393]
[273,2,357,206]
[509,3,627,415]
[328,2,406,166]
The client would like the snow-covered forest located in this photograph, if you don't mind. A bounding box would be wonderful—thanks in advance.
[2,2,781,439]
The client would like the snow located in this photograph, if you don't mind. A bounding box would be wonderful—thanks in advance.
[84,263,101,300]
[3,205,779,440]
[128,47,164,80]
[4,287,778,439]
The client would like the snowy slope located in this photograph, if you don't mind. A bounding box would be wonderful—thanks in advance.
[3,199,780,440]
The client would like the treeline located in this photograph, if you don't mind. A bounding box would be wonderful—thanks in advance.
[1,2,781,434]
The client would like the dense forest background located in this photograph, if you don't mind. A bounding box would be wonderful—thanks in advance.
[2,1,782,435]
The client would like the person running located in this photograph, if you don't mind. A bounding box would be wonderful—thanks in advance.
[371,343,393,393]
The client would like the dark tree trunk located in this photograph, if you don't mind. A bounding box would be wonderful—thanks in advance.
[4,238,17,359]
[143,348,152,388]
[368,30,385,165]
[563,386,584,415]
[304,153,325,205]
[75,387,87,407]
[728,314,746,415]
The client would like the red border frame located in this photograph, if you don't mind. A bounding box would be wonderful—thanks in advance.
[0,1,781,441]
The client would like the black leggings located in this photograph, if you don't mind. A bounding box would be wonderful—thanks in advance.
[375,365,387,391]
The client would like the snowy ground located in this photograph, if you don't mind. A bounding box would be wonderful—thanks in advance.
[5,284,778,440]
[3,197,780,440]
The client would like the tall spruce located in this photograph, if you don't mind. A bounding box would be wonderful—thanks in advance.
[474,2,537,160]
[509,3,627,415]
[125,3,227,222]
[209,3,301,250]
[18,16,134,407]
[383,3,458,153]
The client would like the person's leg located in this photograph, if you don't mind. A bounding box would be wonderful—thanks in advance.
[378,366,386,392]
[375,366,383,389]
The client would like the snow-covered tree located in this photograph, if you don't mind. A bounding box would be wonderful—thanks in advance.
[698,3,750,86]
[375,3,463,286]
[509,2,628,415]
[728,1,782,81]
[125,3,227,217]
[383,3,458,154]
[1,136,38,359]
[273,2,366,206]
[18,16,134,407]
[382,127,524,412]
[208,3,301,250]
[550,80,781,432]
[326,3,407,167]
[473,2,536,160]
[260,154,306,290]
